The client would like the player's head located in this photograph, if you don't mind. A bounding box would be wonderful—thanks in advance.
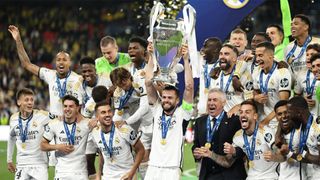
[128,36,148,64]
[291,14,311,38]
[274,100,291,132]
[80,56,97,86]
[310,53,320,76]
[161,85,180,113]
[100,36,118,64]
[239,100,258,131]
[62,95,80,120]
[207,88,226,117]
[200,37,222,62]
[16,88,34,114]
[287,96,309,128]
[251,32,271,54]
[219,44,238,71]
[92,86,110,105]
[266,24,284,46]
[110,67,133,91]
[256,41,275,71]
[229,28,248,53]
[95,100,113,127]
[55,51,71,77]
[306,44,320,69]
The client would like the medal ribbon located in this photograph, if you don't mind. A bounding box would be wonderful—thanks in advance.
[18,111,34,142]
[306,70,317,95]
[206,111,225,143]
[161,108,177,140]
[298,115,313,154]
[118,87,134,110]
[132,62,146,75]
[56,71,71,98]
[259,62,277,94]
[100,123,115,158]
[285,36,311,62]
[82,77,98,105]
[63,119,77,145]
[288,128,296,151]
[204,61,219,89]
[243,122,259,161]
[220,65,235,92]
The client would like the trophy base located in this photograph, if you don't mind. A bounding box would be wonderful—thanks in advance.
[152,72,177,84]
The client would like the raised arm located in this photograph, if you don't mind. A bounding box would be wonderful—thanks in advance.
[181,44,194,104]
[280,0,291,46]
[144,53,159,105]
[8,25,40,76]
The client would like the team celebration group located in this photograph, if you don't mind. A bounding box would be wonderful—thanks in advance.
[5,2,320,180]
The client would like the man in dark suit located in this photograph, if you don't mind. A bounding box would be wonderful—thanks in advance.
[192,88,247,180]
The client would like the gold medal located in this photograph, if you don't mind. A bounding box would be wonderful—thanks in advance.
[133,83,139,88]
[160,139,166,145]
[117,110,124,116]
[287,158,295,165]
[297,154,303,161]
[205,143,211,149]
[248,161,254,168]
[110,157,114,163]
[21,143,26,149]
[204,88,209,94]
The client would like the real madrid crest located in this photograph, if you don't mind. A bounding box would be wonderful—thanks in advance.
[32,121,38,128]
[223,0,249,9]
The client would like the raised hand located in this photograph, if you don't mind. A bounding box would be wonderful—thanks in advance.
[8,25,21,41]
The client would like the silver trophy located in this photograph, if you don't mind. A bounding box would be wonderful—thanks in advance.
[149,2,196,83]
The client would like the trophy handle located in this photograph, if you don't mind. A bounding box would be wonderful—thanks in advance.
[148,2,165,42]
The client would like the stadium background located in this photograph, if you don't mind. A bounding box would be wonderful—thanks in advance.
[0,0,319,179]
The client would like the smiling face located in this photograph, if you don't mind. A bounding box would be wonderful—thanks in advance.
[207,91,225,117]
[81,63,97,86]
[17,94,34,115]
[161,90,179,113]
[128,42,145,64]
[63,99,79,121]
[291,17,309,39]
[230,33,247,53]
[101,44,118,63]
[55,52,71,76]
[96,104,113,127]
[275,105,290,132]
[266,27,283,46]
[219,46,237,71]
[239,104,258,131]
[311,58,320,77]
[306,49,319,69]
[255,47,274,72]
[251,35,267,54]
[287,103,303,129]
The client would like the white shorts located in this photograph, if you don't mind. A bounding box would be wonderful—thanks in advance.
[86,133,98,154]
[140,123,153,150]
[54,172,88,180]
[15,165,48,180]
[145,166,181,180]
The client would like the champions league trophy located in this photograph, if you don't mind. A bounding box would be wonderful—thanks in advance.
[149,2,197,83]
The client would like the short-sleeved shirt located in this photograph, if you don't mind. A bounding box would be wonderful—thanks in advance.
[148,100,193,168]
[91,124,138,179]
[8,110,51,166]
[294,70,320,117]
[39,68,83,116]
[43,118,91,174]
[253,66,292,121]
[233,126,278,179]
[95,53,131,74]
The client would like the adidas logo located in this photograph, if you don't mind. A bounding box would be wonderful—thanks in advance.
[60,130,65,134]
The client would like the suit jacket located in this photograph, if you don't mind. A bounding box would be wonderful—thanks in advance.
[192,112,247,180]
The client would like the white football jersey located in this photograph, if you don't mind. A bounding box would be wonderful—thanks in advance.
[284,38,320,74]
[279,129,307,180]
[233,126,278,180]
[7,110,51,166]
[91,124,138,179]
[39,68,83,116]
[198,60,219,115]
[113,75,152,129]
[305,116,320,179]
[294,70,320,117]
[253,67,292,124]
[211,68,253,112]
[43,118,91,174]
[81,72,112,118]
[148,101,192,168]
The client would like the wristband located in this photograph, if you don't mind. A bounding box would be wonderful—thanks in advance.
[182,100,193,111]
